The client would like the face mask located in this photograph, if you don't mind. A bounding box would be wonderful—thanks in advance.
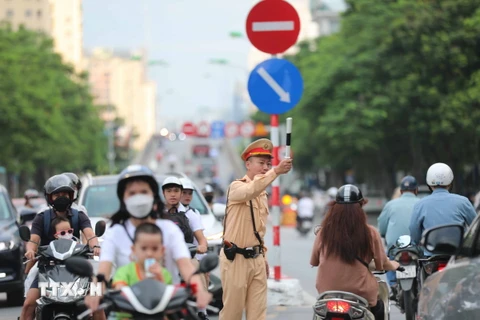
[125,194,154,219]
[58,233,73,240]
[205,195,214,203]
[52,196,72,212]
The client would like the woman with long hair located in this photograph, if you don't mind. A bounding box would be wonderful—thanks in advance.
[310,184,400,320]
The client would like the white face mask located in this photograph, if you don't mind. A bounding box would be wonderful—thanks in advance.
[125,194,154,219]
[58,233,73,240]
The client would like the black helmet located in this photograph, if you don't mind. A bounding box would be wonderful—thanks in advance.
[63,172,82,190]
[24,189,39,200]
[400,176,418,191]
[336,184,364,204]
[44,174,76,203]
[117,165,159,201]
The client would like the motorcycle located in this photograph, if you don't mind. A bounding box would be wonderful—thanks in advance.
[19,221,106,320]
[313,271,390,320]
[312,226,391,320]
[387,235,423,320]
[66,252,220,320]
[186,244,223,314]
[297,217,313,236]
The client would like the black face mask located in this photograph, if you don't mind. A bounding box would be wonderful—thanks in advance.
[205,195,214,203]
[52,196,72,212]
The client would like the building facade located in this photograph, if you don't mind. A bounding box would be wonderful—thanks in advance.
[0,0,83,71]
[84,48,157,150]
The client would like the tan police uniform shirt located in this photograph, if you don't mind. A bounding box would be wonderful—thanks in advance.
[224,168,278,249]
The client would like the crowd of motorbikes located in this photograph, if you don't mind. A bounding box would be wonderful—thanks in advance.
[311,225,451,320]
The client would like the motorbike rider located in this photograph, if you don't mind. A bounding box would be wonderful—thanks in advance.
[85,165,211,318]
[20,174,100,320]
[409,163,477,251]
[24,189,40,208]
[180,177,210,319]
[378,175,420,293]
[202,184,215,211]
[162,176,210,319]
[296,190,315,230]
[310,184,401,320]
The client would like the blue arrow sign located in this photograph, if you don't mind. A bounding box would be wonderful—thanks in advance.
[210,120,225,139]
[247,58,303,114]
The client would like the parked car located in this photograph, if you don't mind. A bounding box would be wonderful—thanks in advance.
[0,184,26,305]
[78,173,223,253]
[417,220,480,319]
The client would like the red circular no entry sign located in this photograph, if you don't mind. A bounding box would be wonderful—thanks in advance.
[246,0,301,55]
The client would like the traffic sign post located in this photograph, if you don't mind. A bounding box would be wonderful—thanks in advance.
[196,121,210,138]
[245,0,302,283]
[248,58,304,115]
[224,121,239,139]
[181,122,197,136]
[239,120,255,138]
[246,0,300,54]
[210,120,225,139]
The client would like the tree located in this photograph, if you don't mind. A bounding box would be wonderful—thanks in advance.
[252,0,480,193]
[0,24,108,193]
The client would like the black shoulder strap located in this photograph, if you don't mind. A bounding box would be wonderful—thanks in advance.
[249,200,264,247]
[356,257,370,269]
[70,208,80,237]
[122,221,134,243]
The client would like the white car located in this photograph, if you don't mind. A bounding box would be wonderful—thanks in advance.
[78,173,224,253]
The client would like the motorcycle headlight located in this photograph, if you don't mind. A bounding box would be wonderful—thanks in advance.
[0,240,15,251]
[206,232,223,241]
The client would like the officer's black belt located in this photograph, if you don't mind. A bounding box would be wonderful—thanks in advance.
[234,245,263,259]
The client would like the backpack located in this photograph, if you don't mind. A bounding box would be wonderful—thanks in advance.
[162,209,194,244]
[42,208,80,243]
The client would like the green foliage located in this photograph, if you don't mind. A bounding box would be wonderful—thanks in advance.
[0,24,108,189]
[251,0,480,191]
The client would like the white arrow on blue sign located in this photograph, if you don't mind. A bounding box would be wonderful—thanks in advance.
[247,58,303,114]
[210,120,225,139]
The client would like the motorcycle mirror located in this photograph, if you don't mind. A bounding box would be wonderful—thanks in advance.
[198,254,219,274]
[396,235,412,248]
[19,225,31,242]
[94,221,106,237]
[313,225,321,236]
[65,256,94,278]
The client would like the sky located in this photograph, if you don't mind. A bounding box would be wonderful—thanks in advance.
[82,0,346,130]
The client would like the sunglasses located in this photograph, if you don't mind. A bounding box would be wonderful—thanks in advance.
[55,228,74,236]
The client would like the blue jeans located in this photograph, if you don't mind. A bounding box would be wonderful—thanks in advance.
[386,250,396,286]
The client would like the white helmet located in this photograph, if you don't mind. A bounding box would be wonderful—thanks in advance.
[426,163,454,187]
[162,176,182,189]
[327,187,338,198]
[179,178,194,190]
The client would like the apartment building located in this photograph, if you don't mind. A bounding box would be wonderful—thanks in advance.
[0,0,83,71]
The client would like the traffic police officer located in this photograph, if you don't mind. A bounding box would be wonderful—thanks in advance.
[219,138,292,320]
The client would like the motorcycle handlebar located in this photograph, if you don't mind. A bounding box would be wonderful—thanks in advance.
[77,301,112,320]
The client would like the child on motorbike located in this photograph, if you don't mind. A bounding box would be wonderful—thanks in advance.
[112,222,172,319]
[53,216,75,240]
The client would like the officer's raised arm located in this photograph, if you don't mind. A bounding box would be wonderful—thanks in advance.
[229,139,292,203]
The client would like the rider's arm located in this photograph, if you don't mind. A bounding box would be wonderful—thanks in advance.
[78,212,99,248]
[177,257,208,293]
[310,230,322,267]
[228,169,278,203]
[97,227,117,280]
